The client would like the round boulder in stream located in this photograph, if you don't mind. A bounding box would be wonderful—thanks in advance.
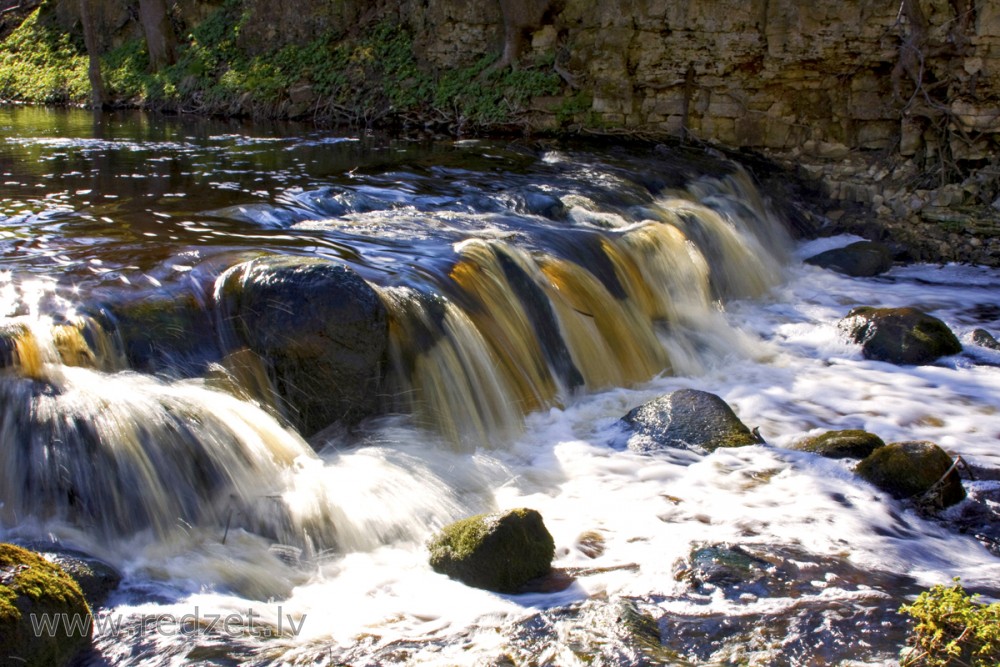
[619,388,761,454]
[791,429,885,459]
[1,543,92,667]
[804,241,894,277]
[839,306,962,365]
[220,256,388,437]
[428,508,555,593]
[972,328,1000,351]
[856,441,965,507]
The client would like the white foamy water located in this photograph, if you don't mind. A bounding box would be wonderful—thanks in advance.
[68,242,999,666]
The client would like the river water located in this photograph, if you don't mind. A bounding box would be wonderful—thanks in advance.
[1,107,998,666]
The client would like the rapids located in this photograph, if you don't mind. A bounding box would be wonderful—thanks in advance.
[0,107,998,666]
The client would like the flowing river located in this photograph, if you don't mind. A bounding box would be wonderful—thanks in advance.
[0,107,998,666]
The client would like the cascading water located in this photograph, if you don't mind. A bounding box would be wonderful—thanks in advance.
[1,108,998,666]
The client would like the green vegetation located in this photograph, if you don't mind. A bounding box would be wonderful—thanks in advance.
[0,8,89,103]
[2,0,567,131]
[1,543,93,666]
[900,579,1000,667]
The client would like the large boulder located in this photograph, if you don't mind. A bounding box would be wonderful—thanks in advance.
[428,508,555,593]
[219,256,389,437]
[856,441,965,507]
[0,544,92,667]
[804,241,894,277]
[840,307,962,365]
[619,388,761,454]
[791,429,885,459]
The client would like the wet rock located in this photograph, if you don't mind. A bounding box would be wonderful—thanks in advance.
[615,598,667,659]
[428,508,555,593]
[0,543,92,666]
[804,241,893,277]
[675,544,772,598]
[38,549,121,610]
[840,306,962,365]
[576,531,606,559]
[104,292,218,375]
[856,441,965,507]
[791,429,885,459]
[512,188,567,219]
[665,544,918,664]
[219,255,389,437]
[619,388,761,454]
[972,328,1000,351]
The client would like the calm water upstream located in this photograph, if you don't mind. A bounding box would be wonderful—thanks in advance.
[1,106,999,666]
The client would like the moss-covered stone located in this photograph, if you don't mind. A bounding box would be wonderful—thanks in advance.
[619,388,761,454]
[428,508,555,593]
[840,306,962,365]
[792,429,885,459]
[804,241,894,277]
[0,544,92,667]
[856,441,965,507]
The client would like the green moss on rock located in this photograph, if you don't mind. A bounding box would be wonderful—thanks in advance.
[856,441,965,507]
[0,544,92,667]
[793,429,885,459]
[428,508,555,593]
[840,307,962,365]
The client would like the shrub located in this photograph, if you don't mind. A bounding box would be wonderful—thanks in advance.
[900,579,1000,666]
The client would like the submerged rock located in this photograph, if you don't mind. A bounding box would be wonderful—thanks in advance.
[0,544,92,667]
[676,544,773,598]
[219,255,389,437]
[105,293,217,375]
[804,241,894,277]
[840,306,962,365]
[619,388,761,454]
[428,508,555,593]
[972,328,1000,351]
[856,441,965,507]
[792,429,885,459]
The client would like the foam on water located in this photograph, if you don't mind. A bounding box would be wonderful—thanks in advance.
[75,245,1000,665]
[0,110,997,664]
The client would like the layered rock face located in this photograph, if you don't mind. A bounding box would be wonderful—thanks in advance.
[403,1,998,153]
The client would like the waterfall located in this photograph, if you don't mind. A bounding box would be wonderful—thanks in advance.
[378,171,786,448]
[0,162,789,547]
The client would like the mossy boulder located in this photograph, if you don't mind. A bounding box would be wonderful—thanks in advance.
[840,306,962,365]
[856,441,965,507]
[804,241,894,277]
[428,508,555,593]
[219,255,389,437]
[619,388,761,454]
[792,429,885,459]
[0,544,92,667]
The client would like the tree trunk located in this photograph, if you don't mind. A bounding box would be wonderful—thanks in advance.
[79,0,105,109]
[138,0,177,72]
